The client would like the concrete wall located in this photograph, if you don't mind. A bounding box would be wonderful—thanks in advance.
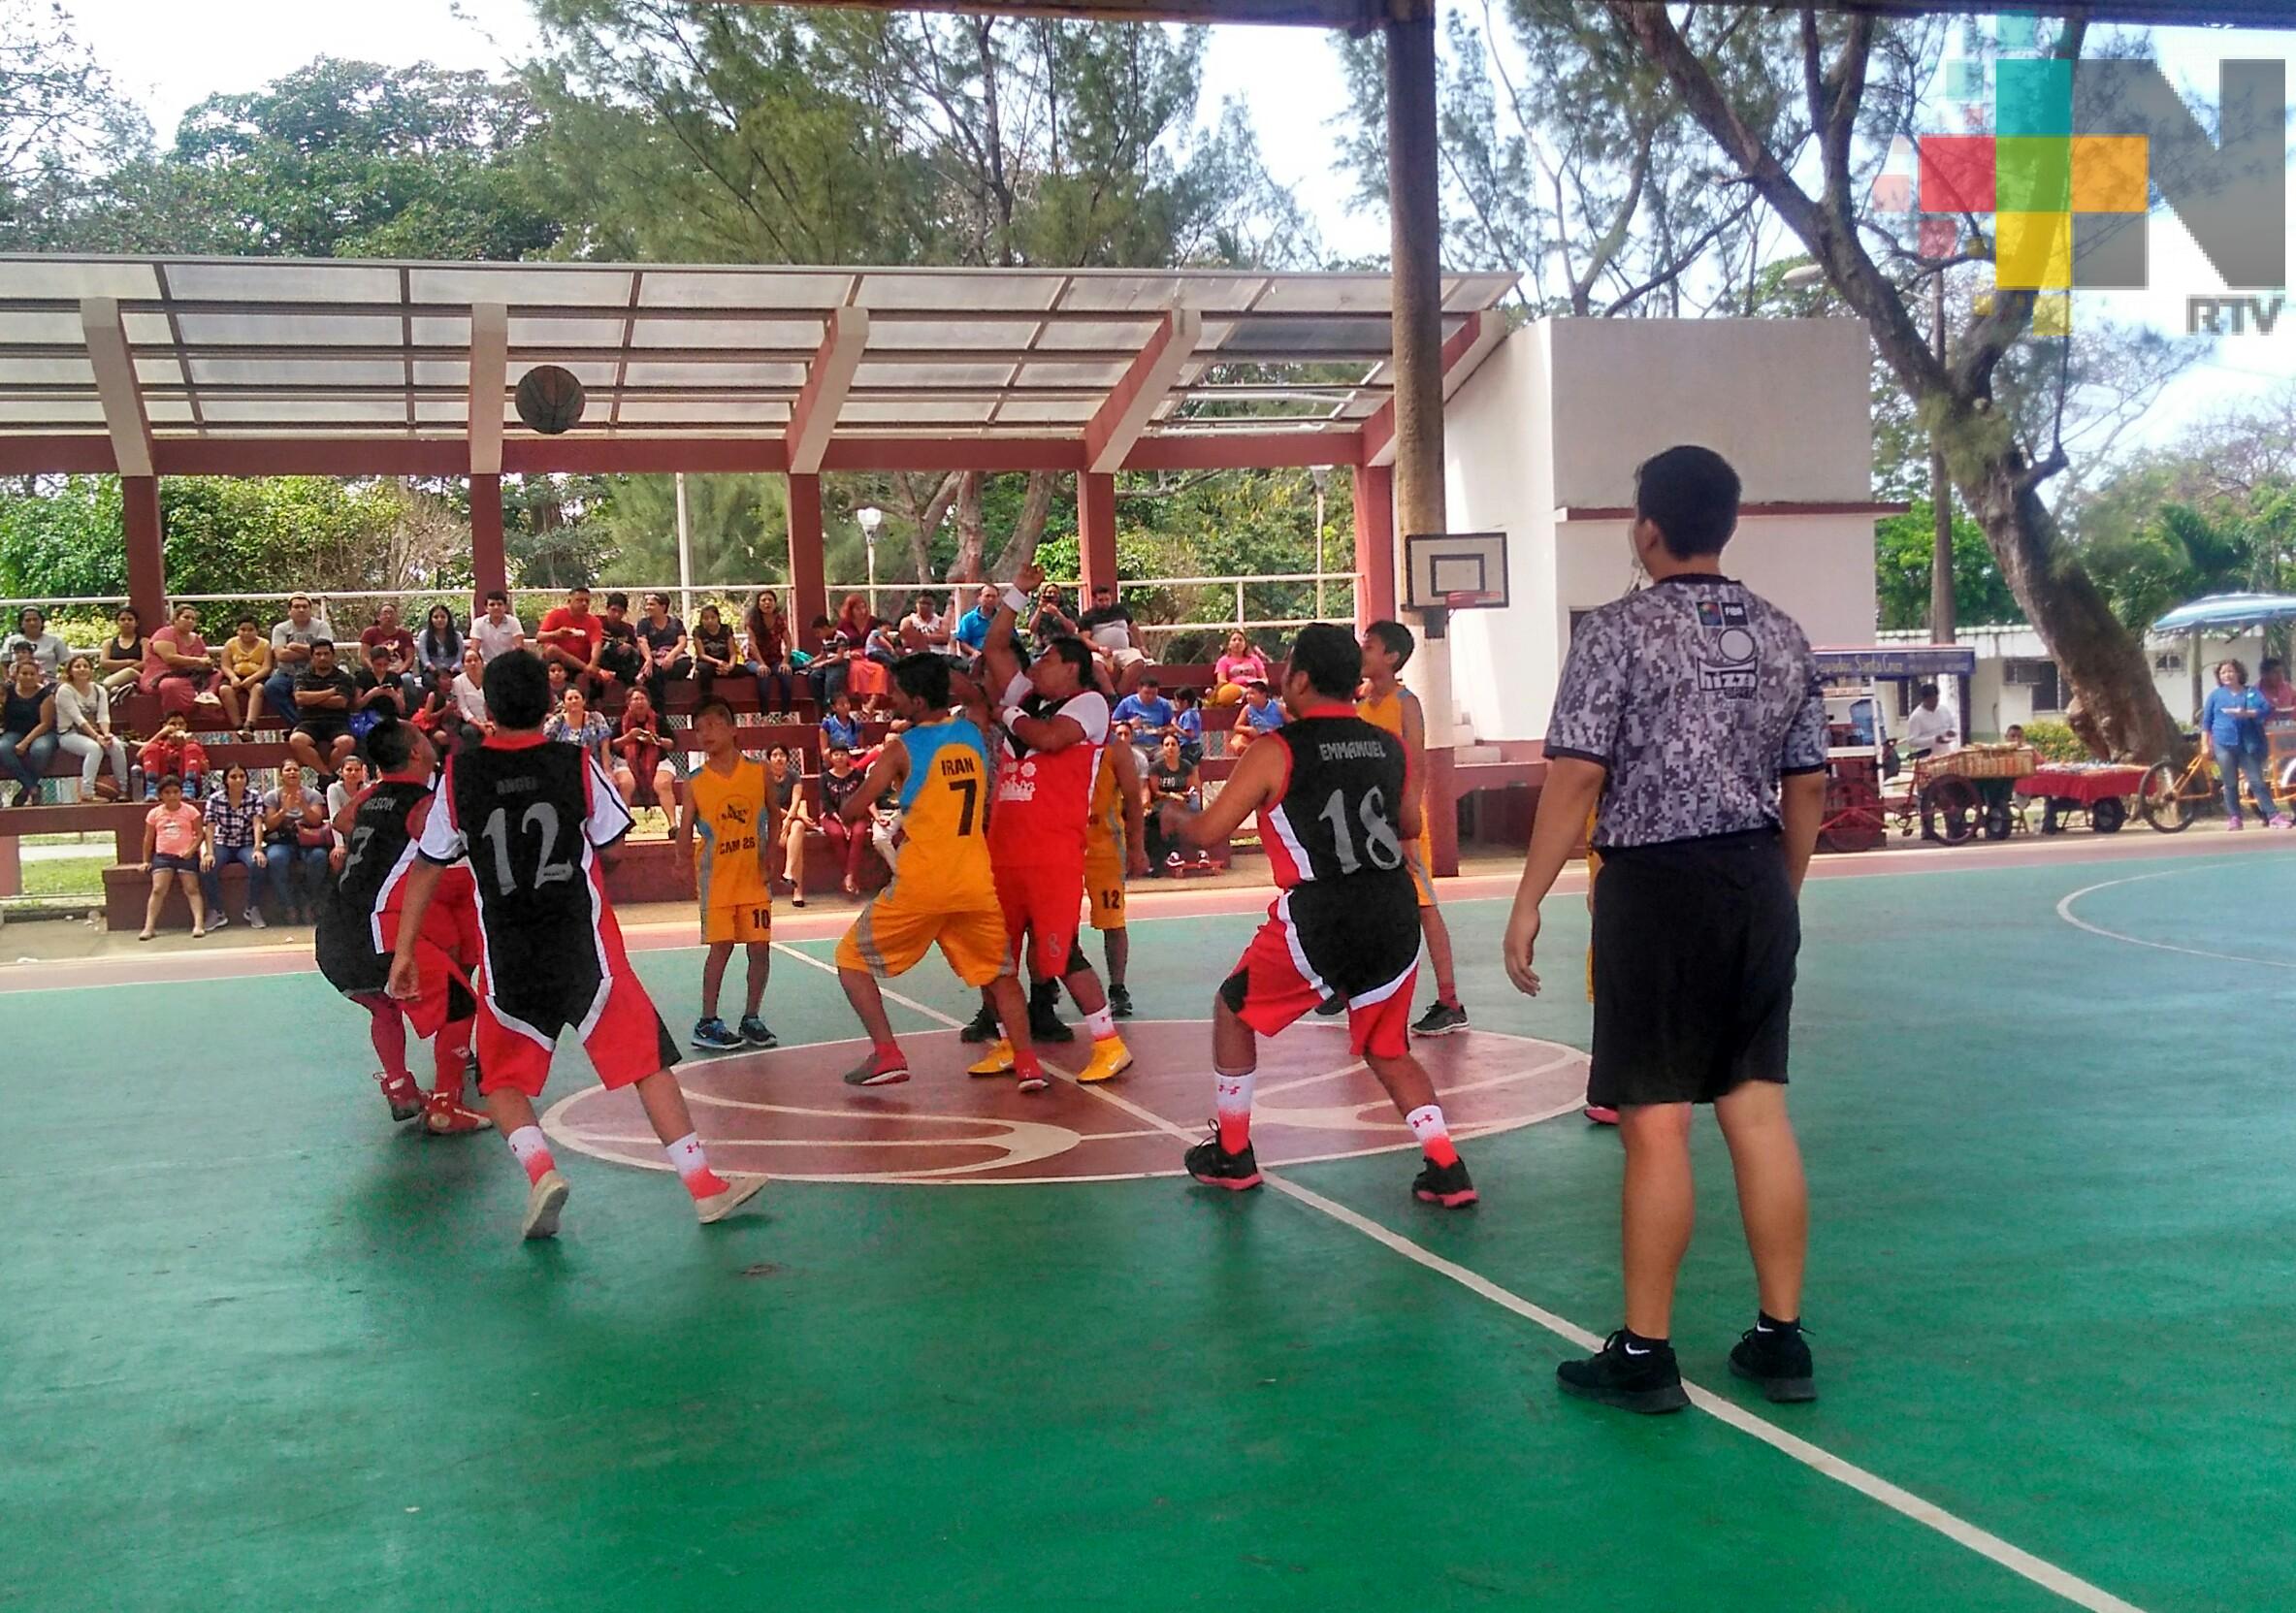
[1443,322,1558,744]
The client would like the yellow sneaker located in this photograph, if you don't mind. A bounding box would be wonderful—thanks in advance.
[1077,1035,1133,1083]
[966,1039,1017,1077]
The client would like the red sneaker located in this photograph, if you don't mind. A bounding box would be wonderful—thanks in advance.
[842,1048,910,1087]
[424,1091,494,1135]
[1583,1105,1620,1126]
[376,1070,423,1124]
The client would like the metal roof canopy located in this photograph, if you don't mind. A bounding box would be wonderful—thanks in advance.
[0,255,1515,477]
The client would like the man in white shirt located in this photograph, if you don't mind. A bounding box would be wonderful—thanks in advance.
[470,590,527,662]
[1900,683,1956,761]
[264,594,333,716]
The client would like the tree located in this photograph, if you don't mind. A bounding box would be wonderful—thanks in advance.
[1601,6,2180,761]
[0,0,151,249]
[1875,500,2020,632]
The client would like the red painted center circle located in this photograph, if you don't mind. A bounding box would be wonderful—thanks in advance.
[542,1019,1589,1185]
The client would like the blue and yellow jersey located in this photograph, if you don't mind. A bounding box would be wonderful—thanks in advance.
[889,716,997,911]
[690,756,772,912]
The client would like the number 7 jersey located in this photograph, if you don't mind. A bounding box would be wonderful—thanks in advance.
[884,715,998,913]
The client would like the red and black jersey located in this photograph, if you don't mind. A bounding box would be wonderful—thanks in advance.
[1252,712,1418,1000]
[314,777,432,996]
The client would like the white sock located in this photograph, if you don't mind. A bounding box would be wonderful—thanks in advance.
[1405,1104,1459,1164]
[664,1131,714,1185]
[1215,1071,1256,1115]
[505,1125,555,1182]
[1082,1005,1117,1041]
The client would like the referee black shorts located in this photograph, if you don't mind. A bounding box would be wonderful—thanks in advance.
[1589,829,1799,1109]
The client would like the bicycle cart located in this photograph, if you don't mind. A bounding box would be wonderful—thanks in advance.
[1924,744,2037,840]
[2015,763,2150,834]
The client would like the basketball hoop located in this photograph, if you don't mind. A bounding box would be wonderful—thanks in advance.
[1441,591,1499,611]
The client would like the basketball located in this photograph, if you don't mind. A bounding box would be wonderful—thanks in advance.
[514,365,585,435]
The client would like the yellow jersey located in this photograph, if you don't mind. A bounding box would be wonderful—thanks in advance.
[690,756,772,912]
[886,716,998,912]
[1084,744,1125,867]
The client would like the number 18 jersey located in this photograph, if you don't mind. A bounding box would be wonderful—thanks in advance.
[1257,713,1418,984]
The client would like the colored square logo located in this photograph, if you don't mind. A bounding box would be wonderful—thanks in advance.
[1946,58,1988,102]
[1997,211,2074,289]
[1918,216,1959,258]
[2070,136,2148,213]
[1997,57,2073,136]
[2072,212,2147,289]
[1996,137,2072,212]
[2030,293,2071,338]
[1921,135,1995,212]
[1872,172,1913,213]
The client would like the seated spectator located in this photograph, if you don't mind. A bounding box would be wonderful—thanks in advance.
[613,688,680,815]
[693,602,747,707]
[864,616,903,667]
[97,605,146,694]
[470,590,526,662]
[535,585,605,692]
[358,600,416,678]
[295,795,336,881]
[264,594,333,718]
[763,744,809,907]
[200,762,268,931]
[1242,680,1286,734]
[546,658,571,712]
[2004,723,2027,748]
[216,614,275,736]
[1078,585,1150,695]
[140,603,218,720]
[3,605,66,677]
[416,604,464,692]
[2261,659,2296,720]
[1145,731,1206,872]
[353,642,417,737]
[637,593,692,714]
[544,687,615,768]
[804,612,852,708]
[53,654,129,800]
[1114,675,1175,735]
[1212,630,1271,706]
[821,690,864,753]
[900,592,954,660]
[0,654,57,807]
[1112,718,1150,780]
[137,713,210,801]
[1173,685,1205,767]
[287,638,359,777]
[449,643,490,749]
[1029,583,1079,644]
[743,590,796,716]
[597,592,646,694]
[138,773,207,940]
[814,742,875,896]
[325,756,369,870]
[952,585,998,663]
[261,759,329,924]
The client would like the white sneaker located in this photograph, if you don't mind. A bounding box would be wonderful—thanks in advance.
[522,1169,570,1241]
[695,1176,766,1225]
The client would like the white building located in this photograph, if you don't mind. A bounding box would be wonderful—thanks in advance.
[1439,317,1887,743]
[1877,624,2265,737]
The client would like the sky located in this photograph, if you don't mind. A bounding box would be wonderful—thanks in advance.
[60,0,2296,446]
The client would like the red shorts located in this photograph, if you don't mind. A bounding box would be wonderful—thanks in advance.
[474,967,674,1100]
[994,857,1085,981]
[1220,908,1417,1061]
[379,872,481,1041]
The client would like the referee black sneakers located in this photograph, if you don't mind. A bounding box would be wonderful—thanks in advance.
[1730,1320,1818,1403]
[1557,1332,1691,1414]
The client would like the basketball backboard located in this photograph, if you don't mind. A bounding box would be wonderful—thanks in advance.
[1404,531,1509,612]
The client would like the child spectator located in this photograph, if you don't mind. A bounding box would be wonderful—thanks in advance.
[815,743,876,895]
[821,690,863,753]
[1173,684,1205,766]
[804,613,850,709]
[597,593,646,693]
[138,714,210,800]
[1242,680,1287,734]
[137,773,207,940]
[763,744,807,906]
[200,761,268,930]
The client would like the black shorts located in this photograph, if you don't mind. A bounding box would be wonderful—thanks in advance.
[297,720,349,747]
[1589,830,1798,1108]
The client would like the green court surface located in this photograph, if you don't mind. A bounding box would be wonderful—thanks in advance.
[6,849,2295,1611]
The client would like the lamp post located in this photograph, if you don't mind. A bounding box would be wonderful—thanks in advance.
[857,504,884,619]
[1310,465,1331,622]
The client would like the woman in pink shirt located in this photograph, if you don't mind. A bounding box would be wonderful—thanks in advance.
[138,772,208,940]
[141,603,217,720]
[1212,631,1270,706]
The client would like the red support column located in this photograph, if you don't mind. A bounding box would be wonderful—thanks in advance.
[123,475,164,628]
[469,472,507,606]
[1079,471,1117,598]
[1351,464,1397,630]
[787,473,829,630]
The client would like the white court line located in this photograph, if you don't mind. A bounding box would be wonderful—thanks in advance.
[765,943,2148,1613]
[2056,863,2296,970]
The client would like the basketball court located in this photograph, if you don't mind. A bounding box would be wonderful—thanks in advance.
[4,834,2292,1612]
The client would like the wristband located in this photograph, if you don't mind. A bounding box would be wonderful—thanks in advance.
[1002,704,1030,731]
[1002,586,1032,616]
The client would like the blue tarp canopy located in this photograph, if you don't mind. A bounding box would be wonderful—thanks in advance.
[2151,593,2296,633]
[1814,645,1978,679]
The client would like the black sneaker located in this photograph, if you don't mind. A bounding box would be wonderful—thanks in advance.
[737,1015,779,1049]
[1312,994,1346,1016]
[690,1016,743,1051]
[1557,1332,1691,1414]
[1183,1126,1263,1192]
[958,1002,1001,1044]
[1029,981,1075,1044]
[1108,983,1134,1019]
[1730,1323,1817,1403]
[1411,1156,1478,1207]
[1411,1000,1470,1037]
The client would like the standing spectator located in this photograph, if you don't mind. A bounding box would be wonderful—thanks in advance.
[744,590,797,716]
[1078,585,1150,695]
[692,603,745,706]
[137,774,207,940]
[1172,685,1205,767]
[136,713,210,800]
[52,655,129,799]
[952,585,998,663]
[199,761,268,930]
[469,591,526,662]
[597,593,646,694]
[1504,444,1826,1413]
[2201,659,2289,830]
[141,603,217,720]
[359,600,416,677]
[544,687,614,768]
[416,604,464,691]
[535,585,605,691]
[762,744,808,906]
[97,605,146,694]
[804,612,851,708]
[636,593,692,714]
[1900,683,1957,762]
[899,591,954,658]
[287,638,359,777]
[613,688,680,816]
[215,614,275,736]
[0,654,57,806]
[1144,732,1203,872]
[1241,681,1286,734]
[814,743,874,895]
[1212,630,1271,705]
[1113,676,1175,736]
[450,643,490,748]
[3,605,66,676]
[820,690,863,753]
[1030,583,1079,644]
[264,594,332,718]
[262,759,330,923]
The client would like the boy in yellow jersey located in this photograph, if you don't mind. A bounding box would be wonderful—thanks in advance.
[1083,736,1150,1016]
[1359,619,1469,1037]
[677,697,779,1052]
[834,654,1046,1091]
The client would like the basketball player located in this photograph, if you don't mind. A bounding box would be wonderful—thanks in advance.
[387,650,763,1240]
[1083,734,1149,1016]
[678,698,778,1052]
[1155,623,1475,1207]
[1358,620,1468,1036]
[832,654,1045,1091]
[313,715,489,1135]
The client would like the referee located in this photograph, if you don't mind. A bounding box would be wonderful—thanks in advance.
[1504,445,1827,1413]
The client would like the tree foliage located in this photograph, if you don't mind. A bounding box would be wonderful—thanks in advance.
[1875,500,2021,632]
[0,0,150,248]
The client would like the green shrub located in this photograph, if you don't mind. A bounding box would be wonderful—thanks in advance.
[2018,719,2091,762]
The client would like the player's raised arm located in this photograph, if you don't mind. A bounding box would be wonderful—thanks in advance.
[979,563,1038,697]
[1160,727,1284,850]
[840,738,908,824]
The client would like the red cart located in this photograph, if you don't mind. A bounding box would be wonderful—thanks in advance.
[2015,763,2150,835]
